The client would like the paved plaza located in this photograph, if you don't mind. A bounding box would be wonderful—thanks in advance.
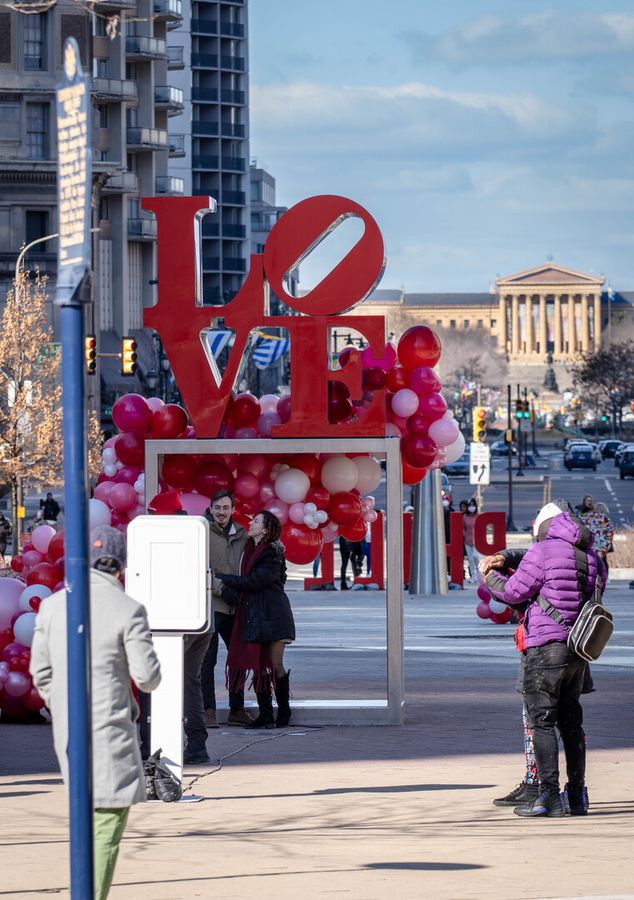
[1,583,633,899]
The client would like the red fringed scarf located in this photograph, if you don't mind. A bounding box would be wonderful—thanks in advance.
[225,539,274,694]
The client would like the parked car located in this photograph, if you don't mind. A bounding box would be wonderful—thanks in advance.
[615,443,634,466]
[564,442,596,470]
[441,473,453,501]
[490,440,517,457]
[598,439,621,459]
[619,449,634,478]
[444,450,470,476]
[586,442,602,464]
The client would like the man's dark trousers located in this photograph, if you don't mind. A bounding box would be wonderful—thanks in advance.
[183,631,213,752]
[201,612,244,712]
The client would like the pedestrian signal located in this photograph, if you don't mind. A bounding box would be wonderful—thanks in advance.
[472,406,487,442]
[85,335,96,375]
[121,336,138,376]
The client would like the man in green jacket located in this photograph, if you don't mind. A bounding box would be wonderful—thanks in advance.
[201,491,251,726]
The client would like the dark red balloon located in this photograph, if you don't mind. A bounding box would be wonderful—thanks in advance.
[26,563,59,592]
[328,396,354,423]
[328,492,363,527]
[194,460,234,497]
[22,687,45,711]
[115,432,145,468]
[417,392,448,422]
[238,454,272,481]
[1,642,26,665]
[402,435,437,469]
[10,555,24,573]
[162,454,197,491]
[329,380,351,401]
[397,326,442,371]
[46,531,65,564]
[277,394,292,423]
[306,485,330,509]
[406,414,429,437]
[363,367,387,390]
[288,454,322,486]
[151,404,189,439]
[281,522,323,565]
[338,347,361,369]
[230,393,260,428]
[409,365,441,395]
[339,519,367,541]
[402,460,428,485]
[385,366,409,393]
[114,465,141,486]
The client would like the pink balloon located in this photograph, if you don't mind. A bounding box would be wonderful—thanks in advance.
[31,525,56,554]
[234,427,258,439]
[257,413,282,437]
[259,480,276,504]
[476,601,491,620]
[427,415,460,448]
[4,670,31,697]
[147,397,165,412]
[129,503,146,519]
[391,388,420,419]
[409,366,441,395]
[23,550,45,569]
[418,393,448,422]
[234,472,260,499]
[258,394,279,414]
[289,502,306,525]
[477,584,491,602]
[102,436,117,451]
[179,492,211,516]
[114,465,141,486]
[320,525,338,543]
[94,481,116,505]
[109,482,138,513]
[361,341,397,370]
[264,498,289,525]
[112,393,152,435]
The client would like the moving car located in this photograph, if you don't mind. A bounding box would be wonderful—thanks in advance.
[444,449,470,476]
[564,442,596,470]
[619,449,634,479]
[598,439,621,459]
[490,440,516,457]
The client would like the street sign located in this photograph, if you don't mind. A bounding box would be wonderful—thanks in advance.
[469,442,490,485]
[55,38,91,305]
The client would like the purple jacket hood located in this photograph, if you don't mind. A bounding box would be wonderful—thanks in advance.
[486,512,604,648]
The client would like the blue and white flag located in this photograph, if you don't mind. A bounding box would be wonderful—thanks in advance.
[253,338,290,370]
[206,329,233,358]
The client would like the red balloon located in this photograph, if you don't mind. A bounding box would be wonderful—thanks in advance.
[402,435,437,469]
[328,492,363,527]
[281,522,323,564]
[10,555,24,573]
[339,519,366,541]
[338,347,361,368]
[17,651,31,672]
[288,454,321,486]
[26,563,59,591]
[417,392,448,422]
[397,326,442,371]
[385,366,409,393]
[115,432,145,468]
[194,460,234,497]
[232,511,253,529]
[147,491,183,515]
[29,597,42,613]
[54,557,65,578]
[46,531,65,564]
[329,380,351,401]
[151,404,189,439]
[306,485,330,508]
[22,686,45,711]
[406,414,429,437]
[409,365,441,395]
[163,454,197,491]
[238,454,271,482]
[112,393,152,435]
[328,396,354,423]
[402,460,428,485]
[363,367,387,390]
[1,642,26,665]
[230,393,260,428]
[277,394,292,423]
[114,465,141,486]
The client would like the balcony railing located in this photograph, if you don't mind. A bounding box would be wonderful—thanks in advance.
[219,20,244,38]
[190,18,217,34]
[224,256,246,272]
[222,190,245,205]
[191,53,218,68]
[125,36,167,60]
[92,77,138,102]
[155,84,184,114]
[192,120,219,136]
[128,217,157,239]
[192,86,219,102]
[221,156,245,171]
[153,0,182,21]
[202,255,220,271]
[156,175,184,194]
[95,0,136,9]
[193,155,219,169]
[167,45,184,68]
[220,54,244,71]
[168,133,186,156]
[221,224,246,238]
[127,127,168,150]
[103,172,138,193]
[220,122,245,138]
[220,88,245,105]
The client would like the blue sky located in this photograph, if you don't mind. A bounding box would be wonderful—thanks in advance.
[248,1,634,292]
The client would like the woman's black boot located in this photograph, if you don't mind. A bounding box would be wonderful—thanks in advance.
[275,670,292,728]
[245,691,275,729]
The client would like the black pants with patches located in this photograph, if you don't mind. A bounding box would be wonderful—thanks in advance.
[523,641,587,792]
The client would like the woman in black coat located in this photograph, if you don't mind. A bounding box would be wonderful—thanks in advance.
[214,510,295,728]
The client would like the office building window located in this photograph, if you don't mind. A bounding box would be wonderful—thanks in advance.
[491,319,497,328]
[450,319,456,328]
[24,13,47,70]
[26,103,48,159]
[477,319,483,328]
[25,210,49,251]
[464,319,470,329]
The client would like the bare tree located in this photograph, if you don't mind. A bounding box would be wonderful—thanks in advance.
[568,343,634,435]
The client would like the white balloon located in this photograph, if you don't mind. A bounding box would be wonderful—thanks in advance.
[274,468,310,504]
[353,456,382,494]
[314,510,328,524]
[102,447,116,464]
[13,612,37,648]
[103,464,117,477]
[443,431,466,465]
[19,584,52,612]
[488,598,507,615]
[115,460,124,470]
[303,514,317,528]
[320,456,358,494]
[88,498,112,528]
[304,502,317,516]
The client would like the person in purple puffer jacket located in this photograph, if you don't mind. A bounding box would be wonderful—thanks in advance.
[485,500,606,818]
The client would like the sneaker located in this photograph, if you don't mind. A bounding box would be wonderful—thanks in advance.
[493,781,539,807]
[203,708,219,729]
[227,709,255,726]
[183,748,210,765]
[563,783,589,816]
[514,789,565,818]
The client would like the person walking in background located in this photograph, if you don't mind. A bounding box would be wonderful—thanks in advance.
[463,498,480,583]
[200,491,251,728]
[30,526,161,900]
[40,492,60,523]
[578,498,614,572]
[339,536,364,589]
[215,510,296,729]
[0,512,12,564]
[484,501,605,818]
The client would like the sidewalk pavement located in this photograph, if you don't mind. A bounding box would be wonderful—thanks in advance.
[1,584,633,900]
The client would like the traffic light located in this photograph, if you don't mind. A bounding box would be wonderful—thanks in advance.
[522,399,531,419]
[472,406,487,442]
[121,336,138,376]
[84,335,96,375]
[515,399,523,420]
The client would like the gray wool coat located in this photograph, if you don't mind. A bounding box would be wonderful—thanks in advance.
[30,568,161,808]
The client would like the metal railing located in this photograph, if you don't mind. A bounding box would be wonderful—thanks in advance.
[128,218,157,238]
[155,176,184,194]
[155,85,184,108]
[92,77,137,101]
[125,36,167,58]
[127,127,168,149]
